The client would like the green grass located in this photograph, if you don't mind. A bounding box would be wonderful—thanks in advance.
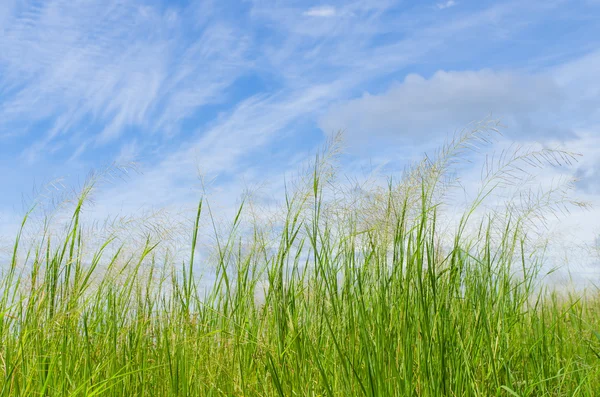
[1,121,599,396]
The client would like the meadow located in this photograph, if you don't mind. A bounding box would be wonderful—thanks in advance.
[1,121,599,396]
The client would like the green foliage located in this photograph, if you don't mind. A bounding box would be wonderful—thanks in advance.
[1,121,599,396]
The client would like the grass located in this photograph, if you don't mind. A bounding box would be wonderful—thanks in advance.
[1,121,599,396]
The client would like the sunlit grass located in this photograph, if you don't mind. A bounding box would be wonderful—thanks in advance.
[1,121,599,396]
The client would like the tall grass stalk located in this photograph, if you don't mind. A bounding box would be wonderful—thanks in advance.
[1,121,599,396]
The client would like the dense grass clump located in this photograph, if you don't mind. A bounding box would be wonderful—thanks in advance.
[1,122,599,396]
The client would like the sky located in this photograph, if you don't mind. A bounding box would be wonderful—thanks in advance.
[1,0,599,281]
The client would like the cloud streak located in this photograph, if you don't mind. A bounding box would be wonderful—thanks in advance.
[0,1,251,161]
[303,6,337,17]
[437,1,457,10]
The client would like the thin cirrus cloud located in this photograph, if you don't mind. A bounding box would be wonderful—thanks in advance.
[303,5,337,17]
[437,0,457,9]
[0,0,599,275]
[0,0,251,161]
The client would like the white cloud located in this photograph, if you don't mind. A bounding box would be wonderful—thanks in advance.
[437,0,457,10]
[0,1,251,160]
[115,139,140,164]
[319,69,569,152]
[318,50,600,154]
[303,5,337,18]
[323,50,600,142]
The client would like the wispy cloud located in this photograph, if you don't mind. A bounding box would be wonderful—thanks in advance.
[1,0,583,166]
[0,1,251,161]
[436,0,457,10]
[303,5,337,17]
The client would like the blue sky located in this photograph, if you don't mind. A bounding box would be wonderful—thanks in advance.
[1,0,600,276]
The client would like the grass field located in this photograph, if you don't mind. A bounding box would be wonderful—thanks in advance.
[1,122,599,396]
